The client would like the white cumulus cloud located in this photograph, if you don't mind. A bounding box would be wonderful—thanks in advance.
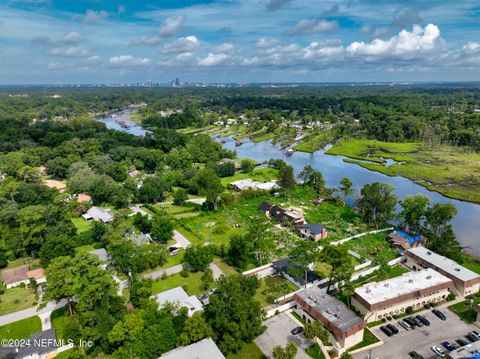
[48,46,89,57]
[162,36,199,54]
[109,55,150,66]
[284,19,338,36]
[198,53,229,66]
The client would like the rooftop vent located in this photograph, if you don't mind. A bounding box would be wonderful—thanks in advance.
[427,251,432,255]
[426,276,432,279]
[455,268,461,272]
[409,279,413,283]
[384,283,389,287]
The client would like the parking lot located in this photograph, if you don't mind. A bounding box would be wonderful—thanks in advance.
[353,308,479,359]
[255,312,312,359]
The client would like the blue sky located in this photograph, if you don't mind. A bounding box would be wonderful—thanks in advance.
[0,0,479,84]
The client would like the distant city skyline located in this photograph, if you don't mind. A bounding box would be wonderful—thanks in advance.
[0,0,479,84]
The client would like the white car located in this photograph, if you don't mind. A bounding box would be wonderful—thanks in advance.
[431,345,445,357]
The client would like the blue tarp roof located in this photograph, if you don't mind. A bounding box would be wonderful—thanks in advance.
[395,230,422,245]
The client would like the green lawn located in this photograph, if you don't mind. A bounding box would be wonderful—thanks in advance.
[213,257,238,276]
[343,232,399,263]
[220,168,278,186]
[55,349,76,358]
[226,342,266,359]
[306,344,326,359]
[0,287,37,315]
[348,328,380,352]
[151,271,212,296]
[449,294,480,323]
[462,259,480,274]
[51,307,68,339]
[326,139,480,203]
[71,217,92,233]
[0,316,41,339]
[4,257,39,269]
[254,276,298,307]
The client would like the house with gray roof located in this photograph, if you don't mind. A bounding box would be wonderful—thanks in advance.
[295,223,328,242]
[81,206,113,223]
[0,328,59,359]
[152,287,203,317]
[159,337,224,359]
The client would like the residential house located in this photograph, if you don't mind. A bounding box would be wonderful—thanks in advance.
[405,246,480,297]
[1,264,46,289]
[159,337,225,359]
[81,206,113,223]
[294,286,365,352]
[387,230,424,253]
[295,223,327,242]
[258,201,305,225]
[152,287,203,317]
[352,268,453,323]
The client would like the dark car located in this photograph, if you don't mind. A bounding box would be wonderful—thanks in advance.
[456,339,469,346]
[387,324,399,334]
[466,333,478,342]
[291,327,304,335]
[380,326,394,337]
[441,341,456,351]
[470,332,480,341]
[408,352,424,359]
[472,330,480,337]
[416,315,430,326]
[433,309,447,321]
[405,317,418,327]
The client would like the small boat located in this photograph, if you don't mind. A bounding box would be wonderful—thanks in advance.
[286,148,294,156]
[235,139,243,147]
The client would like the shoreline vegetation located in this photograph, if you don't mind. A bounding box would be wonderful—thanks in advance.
[185,122,479,204]
[325,139,480,204]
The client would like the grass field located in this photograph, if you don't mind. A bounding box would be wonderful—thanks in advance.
[220,168,278,186]
[343,232,400,263]
[226,342,266,359]
[0,287,37,315]
[449,294,480,323]
[151,271,212,296]
[254,276,299,307]
[51,307,68,339]
[326,139,480,203]
[306,344,326,359]
[0,316,41,339]
[348,328,380,352]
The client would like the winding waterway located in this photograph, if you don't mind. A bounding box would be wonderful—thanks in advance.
[98,112,480,255]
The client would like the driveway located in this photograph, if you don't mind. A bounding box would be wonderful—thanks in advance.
[0,299,67,327]
[353,308,478,359]
[255,312,312,359]
[142,264,183,280]
[173,230,192,249]
[209,263,224,280]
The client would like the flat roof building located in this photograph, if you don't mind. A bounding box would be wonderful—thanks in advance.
[352,268,453,322]
[294,286,365,351]
[159,337,225,359]
[405,246,480,297]
[447,341,480,359]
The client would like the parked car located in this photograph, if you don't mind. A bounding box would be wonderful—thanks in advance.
[466,333,478,342]
[399,320,413,331]
[416,315,430,326]
[441,341,456,351]
[432,309,447,320]
[431,345,446,357]
[472,330,480,337]
[412,316,424,327]
[408,352,424,359]
[380,326,394,337]
[470,331,480,341]
[456,339,469,346]
[405,317,419,327]
[387,324,399,334]
[291,327,304,335]
[168,246,180,256]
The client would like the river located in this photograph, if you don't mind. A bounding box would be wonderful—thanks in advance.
[98,112,480,255]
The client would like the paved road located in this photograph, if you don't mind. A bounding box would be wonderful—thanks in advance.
[255,312,312,359]
[142,264,184,280]
[209,263,224,280]
[0,299,67,327]
[173,230,192,249]
[353,309,478,359]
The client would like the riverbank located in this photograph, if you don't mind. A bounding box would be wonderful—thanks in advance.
[326,139,480,203]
